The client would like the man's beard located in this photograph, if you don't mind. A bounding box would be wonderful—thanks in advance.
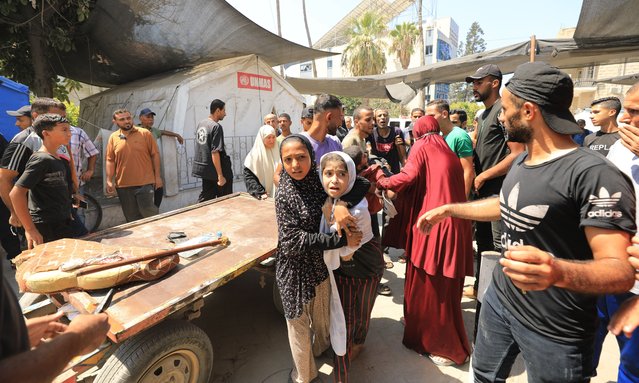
[120,124,133,131]
[506,114,532,143]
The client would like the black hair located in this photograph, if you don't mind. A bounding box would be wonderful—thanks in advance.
[314,94,342,114]
[410,107,425,115]
[591,96,621,117]
[343,145,364,167]
[33,113,69,139]
[32,97,65,115]
[279,113,291,121]
[450,109,468,123]
[112,108,130,119]
[353,106,373,120]
[427,99,450,113]
[210,99,225,114]
[320,152,347,171]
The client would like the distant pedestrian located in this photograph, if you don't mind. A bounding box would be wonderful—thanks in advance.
[243,125,278,199]
[192,99,233,203]
[105,109,162,222]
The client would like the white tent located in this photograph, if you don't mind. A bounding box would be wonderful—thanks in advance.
[80,55,304,214]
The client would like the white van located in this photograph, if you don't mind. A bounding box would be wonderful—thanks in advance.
[389,118,411,130]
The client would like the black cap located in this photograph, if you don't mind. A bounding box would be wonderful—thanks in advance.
[465,64,502,83]
[505,62,581,135]
[301,107,313,119]
[6,105,31,117]
[139,108,156,116]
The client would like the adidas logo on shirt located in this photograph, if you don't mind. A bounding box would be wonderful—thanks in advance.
[499,183,549,233]
[587,187,623,218]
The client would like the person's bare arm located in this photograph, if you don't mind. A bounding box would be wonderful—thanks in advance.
[469,129,477,148]
[609,296,639,338]
[273,162,282,187]
[211,151,226,187]
[474,142,525,191]
[0,168,20,226]
[80,155,97,183]
[150,143,163,189]
[10,185,42,248]
[0,314,109,383]
[416,197,500,233]
[160,130,184,145]
[105,158,116,195]
[460,156,475,198]
[500,227,634,293]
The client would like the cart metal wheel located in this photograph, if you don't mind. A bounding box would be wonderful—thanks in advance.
[95,320,213,383]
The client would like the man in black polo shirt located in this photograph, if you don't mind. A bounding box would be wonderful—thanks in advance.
[464,64,525,298]
[417,62,636,382]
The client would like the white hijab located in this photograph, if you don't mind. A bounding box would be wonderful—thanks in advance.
[244,125,279,196]
[318,151,356,199]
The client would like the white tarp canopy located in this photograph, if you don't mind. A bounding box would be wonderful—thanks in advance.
[80,55,304,211]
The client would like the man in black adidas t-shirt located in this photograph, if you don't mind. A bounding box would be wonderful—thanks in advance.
[416,62,636,382]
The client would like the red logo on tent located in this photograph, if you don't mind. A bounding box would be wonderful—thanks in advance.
[237,72,273,91]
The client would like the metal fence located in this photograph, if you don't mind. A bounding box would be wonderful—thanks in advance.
[177,136,255,190]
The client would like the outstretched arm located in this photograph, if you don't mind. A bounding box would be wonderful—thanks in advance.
[416,197,500,233]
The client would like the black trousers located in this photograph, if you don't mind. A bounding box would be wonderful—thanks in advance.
[198,178,233,203]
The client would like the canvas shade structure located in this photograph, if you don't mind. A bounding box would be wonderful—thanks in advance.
[56,0,334,86]
[596,73,639,86]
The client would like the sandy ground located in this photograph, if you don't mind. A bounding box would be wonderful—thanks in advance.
[4,247,621,383]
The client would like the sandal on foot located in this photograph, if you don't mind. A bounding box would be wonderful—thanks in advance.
[398,253,407,263]
[377,284,392,296]
[428,354,456,366]
[384,261,394,269]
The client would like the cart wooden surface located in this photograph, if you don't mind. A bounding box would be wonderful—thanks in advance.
[63,193,278,343]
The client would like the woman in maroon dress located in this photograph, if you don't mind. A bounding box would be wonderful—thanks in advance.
[375,115,473,366]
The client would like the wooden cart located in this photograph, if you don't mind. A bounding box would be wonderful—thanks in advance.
[36,193,278,383]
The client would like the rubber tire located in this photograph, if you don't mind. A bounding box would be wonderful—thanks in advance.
[82,193,103,233]
[95,320,213,383]
[272,281,284,316]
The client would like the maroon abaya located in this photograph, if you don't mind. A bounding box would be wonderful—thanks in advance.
[376,116,473,364]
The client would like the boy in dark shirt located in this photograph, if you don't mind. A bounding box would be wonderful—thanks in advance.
[10,114,74,248]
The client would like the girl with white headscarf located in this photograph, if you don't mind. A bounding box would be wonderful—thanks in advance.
[319,151,384,382]
[243,125,279,199]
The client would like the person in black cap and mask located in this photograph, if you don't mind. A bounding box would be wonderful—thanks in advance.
[464,64,525,299]
[416,62,636,382]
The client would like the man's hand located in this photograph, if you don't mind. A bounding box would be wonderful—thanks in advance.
[9,213,21,228]
[217,175,227,187]
[500,245,561,291]
[345,227,363,247]
[394,135,404,147]
[66,313,110,355]
[260,194,268,200]
[26,312,68,347]
[155,177,164,190]
[80,169,94,183]
[416,205,451,234]
[333,202,356,237]
[105,180,115,195]
[629,236,639,273]
[25,228,43,249]
[609,296,639,338]
[619,123,639,156]
[474,172,487,192]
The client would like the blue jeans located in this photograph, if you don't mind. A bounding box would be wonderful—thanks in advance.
[473,285,593,383]
[593,293,639,383]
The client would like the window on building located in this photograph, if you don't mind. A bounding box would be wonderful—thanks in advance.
[425,45,433,55]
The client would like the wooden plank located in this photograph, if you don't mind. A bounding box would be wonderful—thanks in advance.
[68,193,278,342]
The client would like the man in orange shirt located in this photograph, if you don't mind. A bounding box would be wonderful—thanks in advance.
[105,109,162,222]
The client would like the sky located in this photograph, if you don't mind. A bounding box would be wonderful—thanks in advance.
[226,0,583,51]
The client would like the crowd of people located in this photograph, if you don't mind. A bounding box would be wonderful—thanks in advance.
[2,60,639,383]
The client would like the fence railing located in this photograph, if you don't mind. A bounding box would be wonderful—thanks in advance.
[177,136,255,190]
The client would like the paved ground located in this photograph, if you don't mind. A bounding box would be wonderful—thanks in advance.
[189,248,621,383]
[4,247,620,383]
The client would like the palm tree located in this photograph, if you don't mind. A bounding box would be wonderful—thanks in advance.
[341,11,387,76]
[389,22,419,70]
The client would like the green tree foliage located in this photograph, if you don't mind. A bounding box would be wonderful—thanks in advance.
[449,21,487,102]
[0,0,93,98]
[450,101,483,123]
[389,22,419,70]
[341,11,387,76]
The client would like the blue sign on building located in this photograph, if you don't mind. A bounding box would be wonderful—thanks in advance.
[0,76,30,140]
